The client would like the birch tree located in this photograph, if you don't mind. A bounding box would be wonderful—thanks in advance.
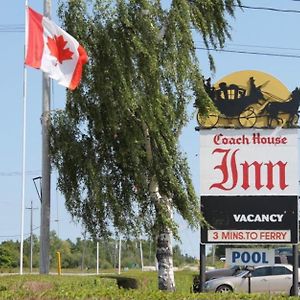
[51,0,240,290]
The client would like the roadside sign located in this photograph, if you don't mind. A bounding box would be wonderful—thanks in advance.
[200,128,298,244]
[226,248,275,266]
[198,71,300,296]
[200,128,298,196]
[201,195,298,243]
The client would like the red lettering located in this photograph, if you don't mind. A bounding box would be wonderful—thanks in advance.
[221,231,244,240]
[221,231,231,239]
[241,161,263,190]
[213,134,221,145]
[209,148,238,191]
[210,148,288,191]
[252,133,288,145]
[265,161,288,190]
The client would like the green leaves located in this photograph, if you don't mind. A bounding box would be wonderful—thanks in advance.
[51,0,240,239]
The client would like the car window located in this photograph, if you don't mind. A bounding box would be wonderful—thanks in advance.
[252,267,272,277]
[272,266,292,275]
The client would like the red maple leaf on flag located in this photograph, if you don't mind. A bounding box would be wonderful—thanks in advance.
[47,35,74,64]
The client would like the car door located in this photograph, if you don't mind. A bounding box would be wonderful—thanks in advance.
[250,266,292,294]
[267,266,292,294]
[249,266,273,293]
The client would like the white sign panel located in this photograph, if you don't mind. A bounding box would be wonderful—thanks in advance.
[200,128,298,196]
[226,248,275,266]
[207,230,291,243]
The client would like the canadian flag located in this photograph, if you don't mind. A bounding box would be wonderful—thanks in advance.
[25,7,88,90]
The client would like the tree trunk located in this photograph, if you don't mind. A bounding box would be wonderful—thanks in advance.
[156,215,175,291]
[150,180,175,291]
[143,122,175,291]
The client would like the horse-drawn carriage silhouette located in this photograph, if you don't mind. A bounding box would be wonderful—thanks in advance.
[198,77,300,128]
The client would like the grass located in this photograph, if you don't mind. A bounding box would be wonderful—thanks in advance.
[0,270,298,299]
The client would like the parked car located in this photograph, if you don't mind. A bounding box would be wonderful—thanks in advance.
[192,265,247,292]
[192,254,295,293]
[203,264,300,295]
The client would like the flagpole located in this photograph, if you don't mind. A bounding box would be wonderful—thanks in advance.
[20,0,29,276]
[40,0,52,274]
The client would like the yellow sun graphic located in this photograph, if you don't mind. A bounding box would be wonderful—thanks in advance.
[197,70,296,129]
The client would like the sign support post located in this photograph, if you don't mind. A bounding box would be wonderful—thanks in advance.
[292,244,299,296]
[199,243,206,292]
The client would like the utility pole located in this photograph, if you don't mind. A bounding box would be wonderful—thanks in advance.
[118,237,121,275]
[96,241,99,275]
[149,239,152,263]
[26,201,38,273]
[139,240,144,271]
[40,0,51,274]
[54,187,60,237]
[81,232,87,272]
[212,244,215,265]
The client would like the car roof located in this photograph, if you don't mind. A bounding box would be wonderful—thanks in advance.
[255,264,291,267]
[226,264,292,269]
[252,264,293,270]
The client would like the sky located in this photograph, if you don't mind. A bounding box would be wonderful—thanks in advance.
[1,0,300,261]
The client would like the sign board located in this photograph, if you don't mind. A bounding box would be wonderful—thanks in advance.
[200,128,298,196]
[225,248,275,266]
[201,195,298,243]
[200,128,299,244]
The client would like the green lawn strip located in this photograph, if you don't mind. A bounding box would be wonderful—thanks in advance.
[0,272,297,299]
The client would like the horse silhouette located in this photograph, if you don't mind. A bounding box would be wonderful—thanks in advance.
[265,87,300,127]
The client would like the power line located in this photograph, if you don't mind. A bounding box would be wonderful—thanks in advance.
[0,24,24,28]
[0,3,300,34]
[237,4,300,14]
[194,40,300,52]
[0,30,24,32]
[0,226,40,238]
[0,30,24,33]
[195,47,300,59]
[0,214,63,240]
[0,170,41,176]
[224,43,300,52]
[0,24,24,32]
